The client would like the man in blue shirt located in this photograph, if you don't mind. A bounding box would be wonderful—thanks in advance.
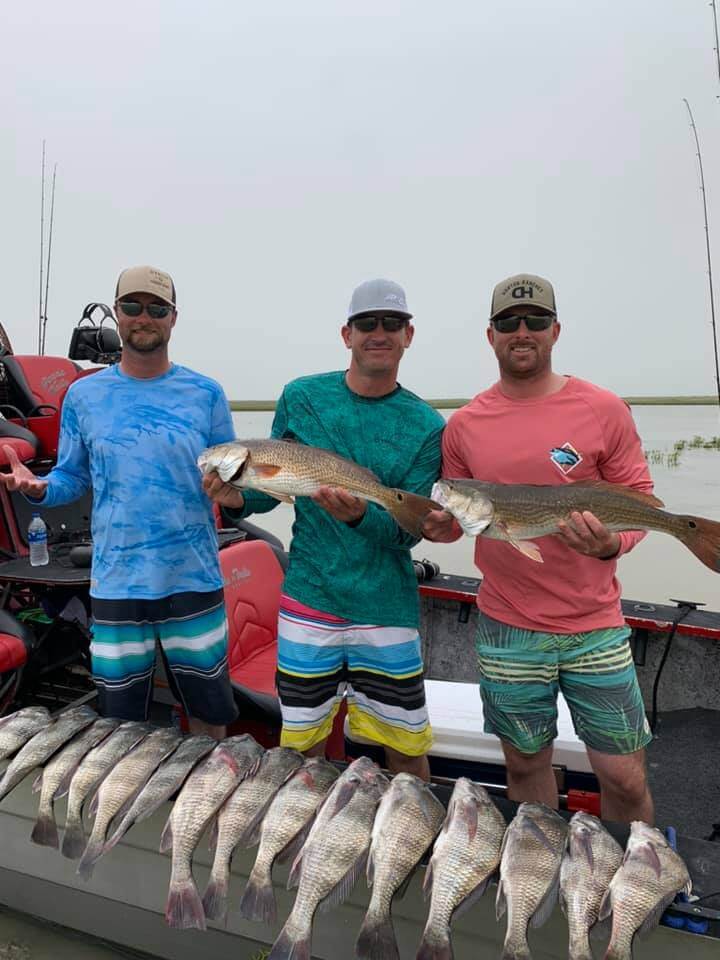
[1,266,237,738]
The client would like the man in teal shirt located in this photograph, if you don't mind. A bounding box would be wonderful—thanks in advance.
[204,279,443,778]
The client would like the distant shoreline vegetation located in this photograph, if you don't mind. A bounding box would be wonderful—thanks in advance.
[230,396,720,411]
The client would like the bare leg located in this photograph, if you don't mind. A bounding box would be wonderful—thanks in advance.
[586,746,654,823]
[501,741,558,808]
[188,717,226,740]
[384,746,430,782]
[303,737,329,758]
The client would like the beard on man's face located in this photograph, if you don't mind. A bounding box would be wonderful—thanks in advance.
[123,329,168,353]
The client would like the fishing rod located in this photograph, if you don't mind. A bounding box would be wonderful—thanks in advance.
[712,0,720,88]
[40,163,57,356]
[37,141,46,355]
[682,98,720,414]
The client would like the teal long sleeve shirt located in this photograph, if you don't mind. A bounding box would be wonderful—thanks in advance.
[231,372,444,628]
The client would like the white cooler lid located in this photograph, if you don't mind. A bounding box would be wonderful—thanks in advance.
[344,678,592,774]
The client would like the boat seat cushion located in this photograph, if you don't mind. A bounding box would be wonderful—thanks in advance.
[0,612,34,673]
[0,634,27,673]
[221,540,283,720]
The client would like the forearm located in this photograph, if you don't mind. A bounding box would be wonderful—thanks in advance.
[348,502,419,551]
[613,530,647,558]
[224,489,282,522]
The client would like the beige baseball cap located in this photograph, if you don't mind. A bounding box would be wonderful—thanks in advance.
[489,273,556,320]
[115,265,176,307]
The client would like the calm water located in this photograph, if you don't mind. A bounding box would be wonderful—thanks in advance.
[232,405,720,609]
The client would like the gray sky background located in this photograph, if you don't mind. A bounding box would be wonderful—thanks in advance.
[3,0,720,400]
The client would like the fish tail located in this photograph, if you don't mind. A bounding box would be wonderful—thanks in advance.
[61,816,86,860]
[676,515,720,573]
[267,916,312,960]
[30,809,59,849]
[356,911,399,960]
[568,930,594,960]
[238,865,277,924]
[387,490,440,538]
[415,926,453,960]
[501,931,532,960]
[165,876,207,930]
[201,867,230,923]
[77,836,105,881]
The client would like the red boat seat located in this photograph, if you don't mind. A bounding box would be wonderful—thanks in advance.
[0,611,34,673]
[10,356,81,410]
[222,540,283,722]
[3,356,84,460]
[0,634,27,673]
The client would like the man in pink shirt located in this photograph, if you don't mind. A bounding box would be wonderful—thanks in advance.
[424,273,654,823]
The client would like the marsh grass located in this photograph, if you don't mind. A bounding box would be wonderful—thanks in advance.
[644,435,720,468]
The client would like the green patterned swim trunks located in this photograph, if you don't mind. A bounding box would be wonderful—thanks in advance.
[476,612,652,756]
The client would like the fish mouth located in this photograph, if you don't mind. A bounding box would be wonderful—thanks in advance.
[431,481,451,508]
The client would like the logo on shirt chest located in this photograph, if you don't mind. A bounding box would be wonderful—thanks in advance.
[549,442,583,474]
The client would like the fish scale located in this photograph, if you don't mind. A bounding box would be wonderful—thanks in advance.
[433,479,720,571]
[239,757,340,925]
[418,778,507,960]
[161,734,264,931]
[202,746,304,923]
[198,438,440,537]
[0,705,98,802]
[600,821,691,960]
[61,721,151,860]
[268,756,388,960]
[497,802,569,960]
[0,707,51,762]
[31,717,121,849]
[357,773,445,960]
[105,733,217,850]
[559,812,624,960]
[77,727,182,880]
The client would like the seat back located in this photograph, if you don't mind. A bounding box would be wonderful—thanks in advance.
[5,356,84,460]
[10,356,81,410]
[221,540,283,673]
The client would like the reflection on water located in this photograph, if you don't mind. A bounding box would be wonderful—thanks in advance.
[231,406,720,609]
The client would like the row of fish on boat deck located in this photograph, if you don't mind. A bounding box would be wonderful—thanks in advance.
[0,705,692,960]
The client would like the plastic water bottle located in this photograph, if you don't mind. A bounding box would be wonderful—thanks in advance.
[28,513,49,566]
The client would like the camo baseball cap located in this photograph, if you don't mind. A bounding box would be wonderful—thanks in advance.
[347,278,412,320]
[115,265,176,307]
[489,273,556,320]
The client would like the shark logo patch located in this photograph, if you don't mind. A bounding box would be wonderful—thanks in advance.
[550,443,582,475]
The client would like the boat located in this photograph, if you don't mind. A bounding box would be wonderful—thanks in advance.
[0,304,719,959]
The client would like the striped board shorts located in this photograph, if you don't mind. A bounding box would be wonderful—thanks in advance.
[476,612,652,756]
[276,595,433,757]
[90,590,238,726]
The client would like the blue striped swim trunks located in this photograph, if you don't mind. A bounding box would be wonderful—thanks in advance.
[277,594,432,757]
[90,590,238,725]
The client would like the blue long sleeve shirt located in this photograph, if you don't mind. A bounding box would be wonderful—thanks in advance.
[36,364,234,599]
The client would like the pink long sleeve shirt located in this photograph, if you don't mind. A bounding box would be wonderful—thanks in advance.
[442,377,654,633]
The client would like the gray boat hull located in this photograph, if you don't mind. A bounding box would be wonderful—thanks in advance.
[0,776,716,960]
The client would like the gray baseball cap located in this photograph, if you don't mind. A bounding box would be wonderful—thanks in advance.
[347,278,412,321]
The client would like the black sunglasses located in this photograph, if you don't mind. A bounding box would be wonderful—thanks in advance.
[491,313,555,334]
[349,315,409,333]
[117,300,174,320]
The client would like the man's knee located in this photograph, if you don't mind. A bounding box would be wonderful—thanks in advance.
[589,749,650,802]
[502,741,553,779]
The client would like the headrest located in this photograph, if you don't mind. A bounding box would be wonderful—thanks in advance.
[69,304,122,365]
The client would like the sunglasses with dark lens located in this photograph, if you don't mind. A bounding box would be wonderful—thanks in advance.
[491,313,555,334]
[117,301,173,320]
[350,315,409,333]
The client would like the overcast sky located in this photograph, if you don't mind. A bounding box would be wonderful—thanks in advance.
[3,1,720,400]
